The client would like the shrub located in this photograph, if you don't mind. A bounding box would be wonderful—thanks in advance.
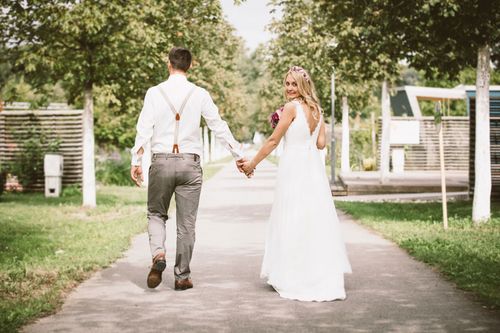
[8,121,61,190]
[0,163,7,197]
[96,151,133,186]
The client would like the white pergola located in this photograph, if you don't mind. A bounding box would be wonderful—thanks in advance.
[394,85,467,118]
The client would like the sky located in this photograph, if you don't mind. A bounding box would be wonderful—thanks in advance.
[220,0,280,52]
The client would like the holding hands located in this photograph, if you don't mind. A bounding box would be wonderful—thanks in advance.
[236,157,256,178]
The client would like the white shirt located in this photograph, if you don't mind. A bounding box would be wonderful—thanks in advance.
[131,74,242,165]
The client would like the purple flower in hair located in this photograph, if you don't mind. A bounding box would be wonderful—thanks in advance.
[289,66,310,83]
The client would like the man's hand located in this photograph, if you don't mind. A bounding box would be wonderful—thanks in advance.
[130,165,143,187]
[237,159,256,178]
[236,158,254,178]
[236,158,246,173]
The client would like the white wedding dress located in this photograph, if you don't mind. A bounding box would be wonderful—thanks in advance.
[261,101,352,302]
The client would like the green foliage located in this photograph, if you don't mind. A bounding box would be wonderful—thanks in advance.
[316,0,499,80]
[8,122,61,190]
[61,184,82,198]
[0,164,6,198]
[350,129,374,170]
[336,201,500,309]
[1,0,253,148]
[257,0,380,134]
[96,152,132,186]
[1,76,67,108]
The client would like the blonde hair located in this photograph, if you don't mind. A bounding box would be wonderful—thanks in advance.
[283,66,322,120]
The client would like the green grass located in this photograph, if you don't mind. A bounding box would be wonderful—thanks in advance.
[0,158,230,332]
[335,200,500,309]
[0,186,147,332]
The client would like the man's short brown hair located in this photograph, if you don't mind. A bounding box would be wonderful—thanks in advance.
[168,47,192,72]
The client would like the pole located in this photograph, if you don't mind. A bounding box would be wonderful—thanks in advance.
[371,111,376,164]
[380,80,391,183]
[330,71,336,184]
[341,96,350,174]
[435,101,448,230]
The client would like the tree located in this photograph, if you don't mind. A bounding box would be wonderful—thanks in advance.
[316,0,499,223]
[266,0,378,121]
[1,0,252,204]
[1,1,168,206]
[260,0,382,175]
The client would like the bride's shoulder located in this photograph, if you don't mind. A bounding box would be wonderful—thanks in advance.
[283,101,297,113]
[280,102,297,120]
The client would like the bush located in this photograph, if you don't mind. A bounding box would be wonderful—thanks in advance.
[96,151,133,186]
[61,184,82,197]
[0,165,6,198]
[9,122,61,190]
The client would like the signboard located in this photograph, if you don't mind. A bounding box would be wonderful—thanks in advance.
[389,120,420,144]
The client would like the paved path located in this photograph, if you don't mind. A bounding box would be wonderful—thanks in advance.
[24,160,500,333]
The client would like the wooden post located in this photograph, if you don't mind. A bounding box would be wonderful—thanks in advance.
[435,102,448,230]
[341,96,350,174]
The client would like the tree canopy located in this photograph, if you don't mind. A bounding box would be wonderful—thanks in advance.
[1,0,253,146]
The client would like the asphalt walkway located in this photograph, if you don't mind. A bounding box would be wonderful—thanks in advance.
[23,160,500,333]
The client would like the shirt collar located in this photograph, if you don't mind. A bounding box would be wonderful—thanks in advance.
[168,73,188,81]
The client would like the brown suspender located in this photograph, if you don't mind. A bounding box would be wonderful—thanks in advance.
[158,86,196,153]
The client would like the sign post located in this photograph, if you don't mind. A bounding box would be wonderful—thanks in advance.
[330,71,336,184]
[435,101,449,230]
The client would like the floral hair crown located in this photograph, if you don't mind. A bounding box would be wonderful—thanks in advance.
[288,66,310,83]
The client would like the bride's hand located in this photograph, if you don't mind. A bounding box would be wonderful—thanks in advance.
[241,160,256,176]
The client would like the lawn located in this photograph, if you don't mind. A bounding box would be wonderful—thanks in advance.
[0,158,230,333]
[335,200,500,309]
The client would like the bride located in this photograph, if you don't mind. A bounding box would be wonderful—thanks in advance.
[240,66,352,302]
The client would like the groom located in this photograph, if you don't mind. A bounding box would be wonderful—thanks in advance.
[130,47,245,290]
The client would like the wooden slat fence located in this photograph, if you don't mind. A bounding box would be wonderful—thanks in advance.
[0,108,83,190]
[377,117,469,171]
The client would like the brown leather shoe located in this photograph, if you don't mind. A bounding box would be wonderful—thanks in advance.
[147,253,166,289]
[174,278,193,290]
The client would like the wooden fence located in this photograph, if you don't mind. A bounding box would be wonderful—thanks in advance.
[377,117,469,171]
[0,105,83,190]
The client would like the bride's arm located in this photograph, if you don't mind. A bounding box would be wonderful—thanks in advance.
[242,103,296,173]
[316,119,326,149]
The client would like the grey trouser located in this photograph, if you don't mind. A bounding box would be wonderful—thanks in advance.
[147,153,202,280]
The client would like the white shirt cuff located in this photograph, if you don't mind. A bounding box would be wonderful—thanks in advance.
[131,152,142,166]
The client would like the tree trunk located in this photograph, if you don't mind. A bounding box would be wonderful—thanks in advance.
[380,80,391,182]
[341,96,350,174]
[472,45,491,224]
[82,85,96,208]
